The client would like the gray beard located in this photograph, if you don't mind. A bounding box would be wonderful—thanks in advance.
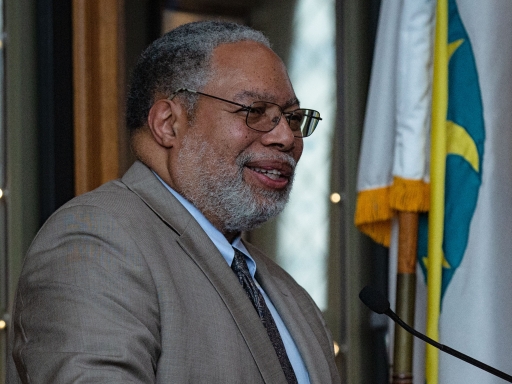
[175,134,295,234]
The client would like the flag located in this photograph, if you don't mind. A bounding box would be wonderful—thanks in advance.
[432,0,512,382]
[424,0,485,381]
[355,0,433,247]
[356,0,512,382]
[354,0,435,375]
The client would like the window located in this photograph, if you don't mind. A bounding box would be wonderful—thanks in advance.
[276,0,336,311]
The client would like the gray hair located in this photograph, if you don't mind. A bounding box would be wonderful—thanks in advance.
[126,20,271,131]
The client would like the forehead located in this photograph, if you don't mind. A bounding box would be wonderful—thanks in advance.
[206,41,297,104]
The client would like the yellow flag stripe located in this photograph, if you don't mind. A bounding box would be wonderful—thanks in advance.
[446,121,480,172]
[448,39,464,59]
[422,255,452,270]
[426,0,448,382]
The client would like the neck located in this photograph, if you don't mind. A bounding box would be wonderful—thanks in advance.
[224,230,239,244]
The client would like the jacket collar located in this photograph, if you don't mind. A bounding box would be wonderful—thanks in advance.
[121,161,288,383]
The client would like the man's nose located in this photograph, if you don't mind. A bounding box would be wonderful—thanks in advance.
[260,113,299,151]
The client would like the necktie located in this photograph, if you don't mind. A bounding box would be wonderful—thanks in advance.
[231,248,298,384]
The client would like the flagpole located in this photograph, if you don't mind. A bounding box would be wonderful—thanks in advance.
[392,211,419,384]
[426,0,448,382]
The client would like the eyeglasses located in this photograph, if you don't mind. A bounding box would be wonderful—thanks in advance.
[169,88,321,138]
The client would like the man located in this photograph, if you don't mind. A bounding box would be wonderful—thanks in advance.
[8,21,340,383]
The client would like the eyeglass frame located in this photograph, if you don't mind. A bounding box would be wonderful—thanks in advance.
[168,88,322,138]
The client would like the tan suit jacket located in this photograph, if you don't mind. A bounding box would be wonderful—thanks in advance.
[7,161,340,383]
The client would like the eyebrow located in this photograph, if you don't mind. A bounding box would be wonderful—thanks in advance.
[233,90,300,110]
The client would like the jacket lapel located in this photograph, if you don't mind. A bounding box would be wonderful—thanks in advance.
[178,233,287,384]
[121,161,287,383]
[246,244,335,383]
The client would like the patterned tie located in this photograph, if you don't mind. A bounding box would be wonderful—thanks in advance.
[231,248,298,384]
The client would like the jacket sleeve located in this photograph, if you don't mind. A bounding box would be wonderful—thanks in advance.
[10,204,161,384]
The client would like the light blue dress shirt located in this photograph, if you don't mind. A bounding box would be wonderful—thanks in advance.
[155,174,310,383]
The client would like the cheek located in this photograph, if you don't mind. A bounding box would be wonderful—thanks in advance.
[210,135,251,167]
[221,126,257,152]
[212,114,252,144]
[293,140,304,162]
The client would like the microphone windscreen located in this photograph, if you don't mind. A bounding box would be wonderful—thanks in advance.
[359,285,390,314]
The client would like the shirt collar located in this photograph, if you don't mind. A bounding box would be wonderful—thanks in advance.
[153,172,257,277]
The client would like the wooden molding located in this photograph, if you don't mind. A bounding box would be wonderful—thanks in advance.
[72,0,125,195]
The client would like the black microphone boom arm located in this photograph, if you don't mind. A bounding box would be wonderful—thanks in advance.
[359,285,512,383]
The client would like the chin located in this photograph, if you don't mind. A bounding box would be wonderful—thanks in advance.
[220,194,289,234]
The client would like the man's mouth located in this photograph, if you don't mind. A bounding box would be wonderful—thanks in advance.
[249,167,285,180]
[239,152,296,189]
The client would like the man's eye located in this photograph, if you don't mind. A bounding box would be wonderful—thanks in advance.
[247,106,266,116]
[288,113,304,122]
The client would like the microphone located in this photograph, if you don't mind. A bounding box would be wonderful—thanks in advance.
[359,285,512,383]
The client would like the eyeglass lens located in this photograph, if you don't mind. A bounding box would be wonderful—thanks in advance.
[245,101,320,137]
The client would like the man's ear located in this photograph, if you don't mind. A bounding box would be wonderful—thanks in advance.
[147,98,184,148]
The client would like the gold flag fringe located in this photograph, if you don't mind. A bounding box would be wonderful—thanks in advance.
[355,177,430,247]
